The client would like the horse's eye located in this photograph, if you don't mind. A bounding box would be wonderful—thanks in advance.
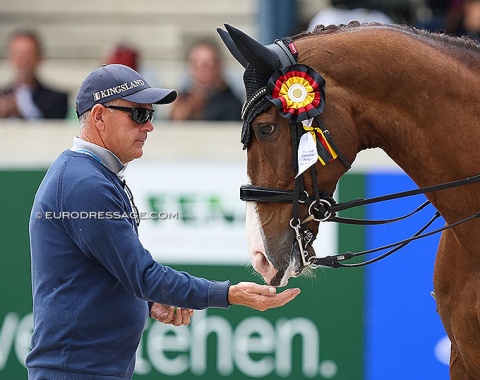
[259,124,275,136]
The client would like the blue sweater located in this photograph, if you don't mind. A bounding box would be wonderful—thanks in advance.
[26,148,230,379]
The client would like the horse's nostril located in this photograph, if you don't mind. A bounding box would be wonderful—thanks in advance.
[252,251,270,272]
[260,253,268,266]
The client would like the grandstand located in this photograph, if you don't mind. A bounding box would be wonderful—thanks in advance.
[0,0,262,112]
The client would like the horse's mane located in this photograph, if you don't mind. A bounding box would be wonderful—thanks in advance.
[293,21,480,57]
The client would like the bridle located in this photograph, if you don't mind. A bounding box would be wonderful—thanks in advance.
[239,38,480,271]
[241,171,480,268]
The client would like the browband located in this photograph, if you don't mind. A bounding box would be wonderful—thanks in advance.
[268,39,297,67]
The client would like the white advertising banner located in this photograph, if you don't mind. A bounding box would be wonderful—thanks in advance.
[125,160,337,265]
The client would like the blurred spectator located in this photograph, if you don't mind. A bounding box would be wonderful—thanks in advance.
[104,42,139,71]
[0,30,68,120]
[169,38,242,122]
[308,0,394,30]
[460,0,480,38]
[435,0,480,38]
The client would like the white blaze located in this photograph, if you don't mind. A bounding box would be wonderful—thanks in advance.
[245,201,277,284]
[245,201,264,257]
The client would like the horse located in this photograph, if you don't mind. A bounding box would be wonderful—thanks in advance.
[217,22,480,378]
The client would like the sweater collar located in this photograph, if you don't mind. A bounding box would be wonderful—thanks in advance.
[70,137,127,179]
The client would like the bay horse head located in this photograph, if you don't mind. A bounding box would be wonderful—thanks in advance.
[218,21,480,379]
[218,24,358,286]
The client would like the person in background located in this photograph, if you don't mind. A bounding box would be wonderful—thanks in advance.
[0,30,68,120]
[459,0,480,39]
[169,38,242,121]
[104,42,140,72]
[104,41,166,118]
[436,0,480,38]
[308,0,393,30]
[26,63,300,380]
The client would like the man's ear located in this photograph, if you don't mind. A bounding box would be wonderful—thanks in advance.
[90,104,106,131]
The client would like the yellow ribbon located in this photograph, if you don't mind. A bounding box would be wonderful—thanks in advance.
[302,120,338,165]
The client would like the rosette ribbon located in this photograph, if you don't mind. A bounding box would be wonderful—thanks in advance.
[302,119,338,166]
[266,64,326,123]
[296,118,338,177]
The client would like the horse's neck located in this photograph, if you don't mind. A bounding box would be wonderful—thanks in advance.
[301,28,480,219]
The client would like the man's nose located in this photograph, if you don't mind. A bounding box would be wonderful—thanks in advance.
[143,120,154,132]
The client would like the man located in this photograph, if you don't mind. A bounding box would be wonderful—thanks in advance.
[169,38,242,121]
[26,64,300,380]
[462,0,480,40]
[0,30,68,119]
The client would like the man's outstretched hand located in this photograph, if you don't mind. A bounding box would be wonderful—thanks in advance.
[228,282,301,311]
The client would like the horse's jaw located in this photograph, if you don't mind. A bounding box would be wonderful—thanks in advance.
[246,202,306,287]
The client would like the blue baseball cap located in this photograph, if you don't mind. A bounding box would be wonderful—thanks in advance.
[75,64,177,117]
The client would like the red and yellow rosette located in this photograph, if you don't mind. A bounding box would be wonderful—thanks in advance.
[266,64,326,123]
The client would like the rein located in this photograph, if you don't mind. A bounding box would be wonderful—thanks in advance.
[313,211,480,268]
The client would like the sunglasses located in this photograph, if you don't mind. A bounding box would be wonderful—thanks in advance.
[104,105,155,124]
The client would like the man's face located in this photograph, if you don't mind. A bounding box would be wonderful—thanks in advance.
[101,100,154,164]
[189,44,222,87]
[8,35,42,83]
[464,0,480,32]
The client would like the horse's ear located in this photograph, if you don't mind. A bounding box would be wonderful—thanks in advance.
[216,27,249,69]
[223,24,280,75]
